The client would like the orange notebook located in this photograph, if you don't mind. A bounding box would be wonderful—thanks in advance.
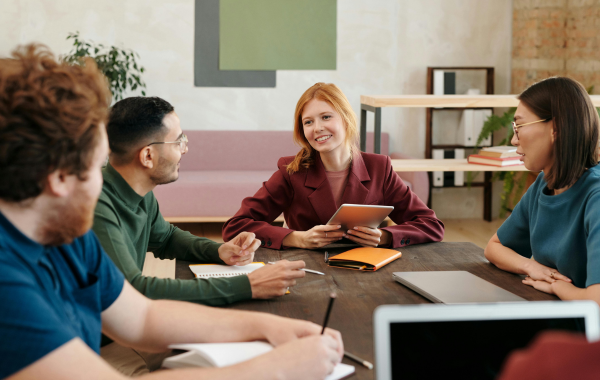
[327,247,402,271]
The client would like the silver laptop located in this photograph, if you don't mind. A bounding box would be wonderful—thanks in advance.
[393,271,526,303]
[374,301,600,380]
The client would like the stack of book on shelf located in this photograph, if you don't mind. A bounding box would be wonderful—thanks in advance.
[467,146,524,167]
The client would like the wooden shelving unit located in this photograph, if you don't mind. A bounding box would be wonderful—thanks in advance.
[359,88,600,221]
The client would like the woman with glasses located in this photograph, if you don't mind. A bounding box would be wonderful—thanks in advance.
[223,83,444,249]
[485,77,600,304]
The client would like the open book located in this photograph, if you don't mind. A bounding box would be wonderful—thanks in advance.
[189,262,265,278]
[164,342,355,380]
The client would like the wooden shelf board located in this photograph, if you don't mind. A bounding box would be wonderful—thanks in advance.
[360,94,600,108]
[391,159,529,172]
[431,144,480,149]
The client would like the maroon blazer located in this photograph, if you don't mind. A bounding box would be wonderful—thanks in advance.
[499,331,600,380]
[223,152,444,249]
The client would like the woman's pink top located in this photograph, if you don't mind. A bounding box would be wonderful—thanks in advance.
[325,167,350,208]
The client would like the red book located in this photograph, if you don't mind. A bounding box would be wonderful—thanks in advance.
[467,154,524,167]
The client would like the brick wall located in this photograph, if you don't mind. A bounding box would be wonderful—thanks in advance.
[512,0,600,93]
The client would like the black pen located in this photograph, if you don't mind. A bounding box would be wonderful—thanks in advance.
[321,293,336,334]
[319,294,374,370]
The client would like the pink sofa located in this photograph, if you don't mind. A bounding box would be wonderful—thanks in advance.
[153,131,428,221]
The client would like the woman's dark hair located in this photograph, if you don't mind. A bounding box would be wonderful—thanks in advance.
[518,77,599,189]
[107,96,174,163]
[0,44,111,202]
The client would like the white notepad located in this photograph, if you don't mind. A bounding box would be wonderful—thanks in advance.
[189,262,265,278]
[165,342,355,380]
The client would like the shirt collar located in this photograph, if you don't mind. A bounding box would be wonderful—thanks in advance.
[0,210,46,262]
[102,163,145,209]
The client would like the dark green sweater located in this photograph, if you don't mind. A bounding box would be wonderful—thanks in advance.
[92,164,252,306]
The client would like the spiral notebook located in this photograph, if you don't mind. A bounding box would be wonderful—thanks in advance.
[189,262,265,278]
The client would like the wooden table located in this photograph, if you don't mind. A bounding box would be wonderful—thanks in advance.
[176,242,556,380]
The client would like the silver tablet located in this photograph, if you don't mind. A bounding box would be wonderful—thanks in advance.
[326,203,394,231]
[374,301,600,380]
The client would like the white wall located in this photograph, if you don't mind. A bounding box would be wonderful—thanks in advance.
[0,0,513,218]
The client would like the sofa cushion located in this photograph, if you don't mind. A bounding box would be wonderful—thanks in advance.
[153,170,276,217]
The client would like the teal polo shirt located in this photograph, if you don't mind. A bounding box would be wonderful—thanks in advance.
[0,211,125,378]
[497,165,600,288]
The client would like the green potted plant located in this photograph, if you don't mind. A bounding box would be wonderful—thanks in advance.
[61,32,146,101]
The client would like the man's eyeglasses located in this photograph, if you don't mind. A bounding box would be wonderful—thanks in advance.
[148,133,188,153]
[512,119,548,140]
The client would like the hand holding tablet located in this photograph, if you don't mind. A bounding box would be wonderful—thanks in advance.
[282,204,394,249]
[282,224,345,249]
[327,204,394,248]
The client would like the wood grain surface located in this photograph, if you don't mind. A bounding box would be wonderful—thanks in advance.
[176,242,556,380]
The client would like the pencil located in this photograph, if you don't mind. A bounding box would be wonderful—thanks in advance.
[267,261,324,275]
[344,351,374,370]
[302,268,325,275]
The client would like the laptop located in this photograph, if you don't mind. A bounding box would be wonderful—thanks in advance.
[393,271,526,303]
[374,301,600,380]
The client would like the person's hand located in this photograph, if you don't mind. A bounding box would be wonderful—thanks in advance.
[345,226,391,247]
[247,260,306,298]
[522,276,556,294]
[218,232,261,266]
[283,225,344,249]
[523,257,571,285]
[248,334,343,380]
[260,314,344,353]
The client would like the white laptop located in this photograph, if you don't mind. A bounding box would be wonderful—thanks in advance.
[374,301,600,380]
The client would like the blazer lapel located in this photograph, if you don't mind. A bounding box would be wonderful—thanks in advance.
[306,155,339,225]
[341,152,371,205]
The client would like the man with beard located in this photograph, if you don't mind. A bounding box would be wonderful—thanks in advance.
[0,44,343,380]
[93,97,306,374]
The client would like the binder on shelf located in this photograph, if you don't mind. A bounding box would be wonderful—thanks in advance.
[454,149,465,186]
[444,72,456,95]
[473,109,492,146]
[432,149,444,187]
[443,150,455,187]
[458,109,474,146]
[433,71,444,96]
[458,109,492,146]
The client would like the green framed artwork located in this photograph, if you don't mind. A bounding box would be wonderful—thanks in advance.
[219,0,337,71]
[194,0,276,87]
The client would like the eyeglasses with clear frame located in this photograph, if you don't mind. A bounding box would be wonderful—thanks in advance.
[512,119,548,140]
[147,133,188,153]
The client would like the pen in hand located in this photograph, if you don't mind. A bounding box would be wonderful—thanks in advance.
[321,293,336,334]
[320,293,374,370]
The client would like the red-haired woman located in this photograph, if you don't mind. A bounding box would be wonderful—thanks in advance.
[223,83,444,249]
